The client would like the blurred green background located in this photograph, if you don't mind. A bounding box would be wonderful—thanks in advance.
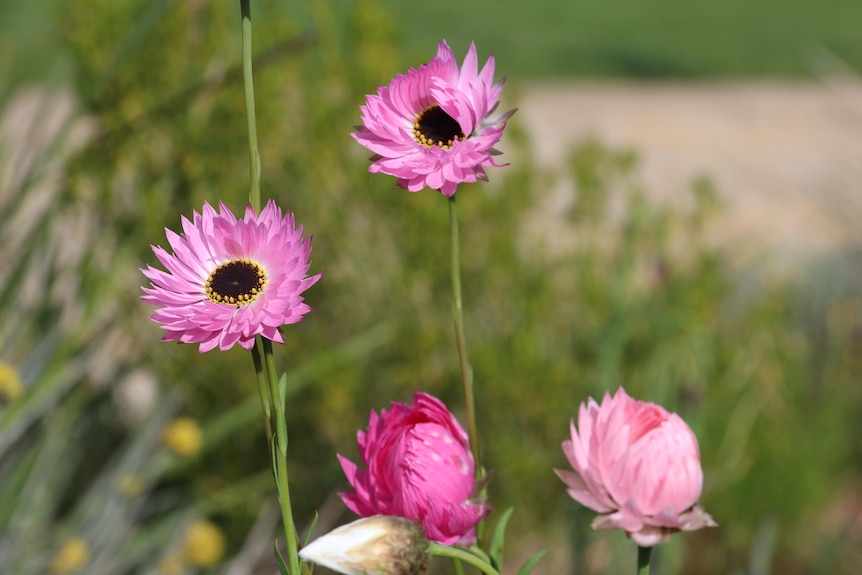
[1,1,861,574]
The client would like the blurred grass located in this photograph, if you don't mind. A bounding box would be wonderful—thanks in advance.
[382,0,862,78]
[6,0,862,83]
[1,1,861,574]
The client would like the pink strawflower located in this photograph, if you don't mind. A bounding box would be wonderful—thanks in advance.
[352,40,516,197]
[338,392,489,546]
[141,200,321,353]
[556,387,716,546]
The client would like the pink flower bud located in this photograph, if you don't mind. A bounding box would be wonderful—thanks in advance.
[556,387,716,546]
[338,392,489,546]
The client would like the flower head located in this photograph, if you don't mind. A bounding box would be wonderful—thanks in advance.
[141,200,321,353]
[352,40,516,197]
[162,417,203,457]
[182,520,226,567]
[338,392,489,545]
[556,387,716,546]
[300,516,429,575]
[50,538,90,575]
[0,361,23,401]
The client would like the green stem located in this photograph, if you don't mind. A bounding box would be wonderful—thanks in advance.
[637,545,652,575]
[448,196,482,476]
[430,543,501,575]
[263,338,300,575]
[240,0,261,211]
[252,339,273,445]
[239,1,296,572]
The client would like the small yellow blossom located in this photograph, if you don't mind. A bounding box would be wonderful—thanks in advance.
[182,520,225,567]
[50,537,90,575]
[117,474,145,497]
[0,361,23,401]
[157,552,186,575]
[161,417,203,457]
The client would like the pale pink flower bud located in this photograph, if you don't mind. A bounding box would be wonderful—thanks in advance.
[299,516,429,575]
[338,392,489,546]
[556,387,716,546]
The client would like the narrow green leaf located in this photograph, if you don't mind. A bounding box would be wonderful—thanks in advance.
[278,371,288,404]
[516,550,547,575]
[275,541,290,575]
[489,507,515,571]
[303,511,320,546]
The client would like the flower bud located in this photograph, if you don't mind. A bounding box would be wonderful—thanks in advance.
[299,516,430,575]
[338,392,489,545]
[556,387,716,546]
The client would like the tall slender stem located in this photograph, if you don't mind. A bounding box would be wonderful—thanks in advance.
[252,339,273,445]
[264,338,300,574]
[637,545,652,575]
[240,2,298,572]
[240,0,261,211]
[448,196,481,475]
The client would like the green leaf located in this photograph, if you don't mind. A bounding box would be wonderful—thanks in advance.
[489,507,515,571]
[275,541,290,575]
[516,550,547,575]
[303,511,320,546]
[278,371,288,404]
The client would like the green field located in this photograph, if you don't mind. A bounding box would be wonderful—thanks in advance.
[4,0,861,83]
[383,0,862,77]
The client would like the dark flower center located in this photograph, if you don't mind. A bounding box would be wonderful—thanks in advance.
[205,259,267,306]
[413,105,465,149]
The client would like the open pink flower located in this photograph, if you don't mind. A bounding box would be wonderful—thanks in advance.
[141,200,321,353]
[352,40,516,197]
[338,392,489,546]
[556,387,716,546]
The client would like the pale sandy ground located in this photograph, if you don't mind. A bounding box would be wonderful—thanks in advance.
[516,79,862,272]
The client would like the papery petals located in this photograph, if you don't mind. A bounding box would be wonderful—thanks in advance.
[140,200,322,353]
[351,40,515,196]
[338,392,489,545]
[556,387,716,545]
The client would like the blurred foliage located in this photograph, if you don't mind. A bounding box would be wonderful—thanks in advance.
[1,0,861,574]
[380,0,862,79]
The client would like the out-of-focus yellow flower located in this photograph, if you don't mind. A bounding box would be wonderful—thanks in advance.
[182,520,225,567]
[161,417,203,457]
[117,473,145,497]
[157,552,185,575]
[0,361,23,401]
[50,537,90,575]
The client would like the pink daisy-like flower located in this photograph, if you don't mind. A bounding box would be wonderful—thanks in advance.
[141,200,321,353]
[352,40,516,197]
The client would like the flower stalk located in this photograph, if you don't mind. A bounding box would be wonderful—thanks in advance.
[251,338,301,574]
[448,196,482,483]
[240,0,261,211]
[637,545,652,575]
[240,2,299,573]
[265,340,301,575]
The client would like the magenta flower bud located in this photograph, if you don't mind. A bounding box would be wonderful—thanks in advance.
[556,387,716,546]
[338,392,489,546]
